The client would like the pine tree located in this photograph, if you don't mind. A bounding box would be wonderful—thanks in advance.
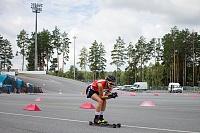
[135,36,153,81]
[16,29,29,71]
[78,46,88,79]
[49,58,58,72]
[0,38,13,71]
[60,32,70,72]
[0,35,3,70]
[51,26,61,71]
[26,32,35,71]
[125,42,137,84]
[98,42,107,78]
[89,40,107,80]
[38,29,53,71]
[110,36,127,84]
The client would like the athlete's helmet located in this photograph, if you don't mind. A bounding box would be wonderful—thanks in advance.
[105,74,116,82]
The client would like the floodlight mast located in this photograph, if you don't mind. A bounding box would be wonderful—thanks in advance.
[73,36,76,79]
[31,3,43,71]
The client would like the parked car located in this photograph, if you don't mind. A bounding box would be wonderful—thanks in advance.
[122,85,133,91]
[131,82,148,91]
[113,86,123,90]
[168,82,183,93]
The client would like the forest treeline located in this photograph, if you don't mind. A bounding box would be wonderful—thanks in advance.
[0,26,199,86]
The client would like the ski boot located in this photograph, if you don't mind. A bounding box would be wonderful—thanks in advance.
[94,117,102,124]
[99,115,108,123]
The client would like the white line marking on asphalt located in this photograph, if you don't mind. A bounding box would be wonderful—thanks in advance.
[0,112,199,133]
[122,124,200,133]
[0,112,87,123]
[48,79,62,84]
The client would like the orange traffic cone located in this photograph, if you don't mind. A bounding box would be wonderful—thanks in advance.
[23,104,41,111]
[79,102,95,109]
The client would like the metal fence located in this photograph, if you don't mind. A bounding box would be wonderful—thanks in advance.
[149,86,200,93]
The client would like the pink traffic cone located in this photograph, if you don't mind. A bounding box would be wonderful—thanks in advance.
[35,97,42,101]
[23,104,41,111]
[140,101,155,106]
[79,102,95,109]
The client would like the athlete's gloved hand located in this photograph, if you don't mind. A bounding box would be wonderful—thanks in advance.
[108,92,118,99]
[112,92,118,98]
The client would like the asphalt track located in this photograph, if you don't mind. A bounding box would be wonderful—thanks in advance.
[0,74,200,133]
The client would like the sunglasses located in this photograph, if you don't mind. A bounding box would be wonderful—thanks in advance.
[108,82,115,86]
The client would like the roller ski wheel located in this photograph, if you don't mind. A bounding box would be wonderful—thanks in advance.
[117,123,121,128]
[89,121,121,128]
[89,121,93,125]
[112,124,117,128]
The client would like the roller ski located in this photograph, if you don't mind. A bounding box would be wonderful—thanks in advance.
[89,117,121,128]
[89,121,121,128]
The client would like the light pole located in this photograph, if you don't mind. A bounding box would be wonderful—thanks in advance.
[192,32,195,86]
[31,3,43,71]
[173,38,176,83]
[73,36,76,79]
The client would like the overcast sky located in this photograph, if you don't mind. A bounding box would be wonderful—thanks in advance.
[0,0,200,72]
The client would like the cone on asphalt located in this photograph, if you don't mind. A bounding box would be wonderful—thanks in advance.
[130,93,136,96]
[154,93,159,96]
[190,95,196,98]
[23,104,41,111]
[79,102,95,109]
[59,89,62,94]
[140,101,155,106]
[35,97,42,101]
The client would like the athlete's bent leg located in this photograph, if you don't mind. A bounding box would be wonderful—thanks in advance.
[101,99,106,111]
[91,93,103,112]
[99,100,107,123]
[91,93,103,123]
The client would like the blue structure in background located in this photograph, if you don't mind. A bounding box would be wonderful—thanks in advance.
[0,73,12,93]
[17,79,23,92]
[0,73,42,93]
[0,73,21,93]
[0,73,8,83]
